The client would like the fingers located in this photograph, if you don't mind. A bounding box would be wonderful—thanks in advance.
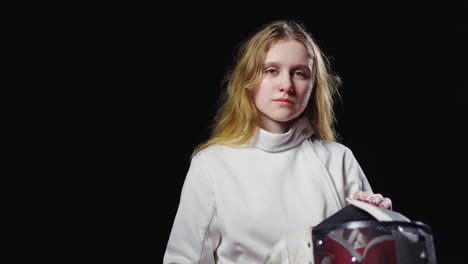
[378,198,392,210]
[352,191,393,210]
[352,191,373,201]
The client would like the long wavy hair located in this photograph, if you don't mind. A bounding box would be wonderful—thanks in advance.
[192,20,341,157]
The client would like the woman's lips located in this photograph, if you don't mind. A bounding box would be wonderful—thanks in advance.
[273,98,293,106]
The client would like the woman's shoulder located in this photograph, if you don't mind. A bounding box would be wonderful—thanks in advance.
[307,139,360,167]
[310,139,352,153]
[307,139,356,161]
[190,144,232,164]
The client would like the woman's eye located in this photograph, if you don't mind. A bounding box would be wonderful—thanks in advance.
[295,71,306,77]
[265,69,277,74]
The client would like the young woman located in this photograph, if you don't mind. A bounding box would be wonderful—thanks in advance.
[163,20,391,264]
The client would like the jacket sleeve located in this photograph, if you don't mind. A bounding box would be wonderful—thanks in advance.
[163,160,220,264]
[342,147,373,201]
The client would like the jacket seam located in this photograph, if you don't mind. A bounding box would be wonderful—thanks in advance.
[195,162,219,263]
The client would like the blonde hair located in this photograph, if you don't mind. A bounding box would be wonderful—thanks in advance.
[192,20,341,157]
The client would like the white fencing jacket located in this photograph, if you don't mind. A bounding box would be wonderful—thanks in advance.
[164,119,372,263]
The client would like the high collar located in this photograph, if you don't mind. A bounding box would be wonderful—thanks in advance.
[250,118,314,152]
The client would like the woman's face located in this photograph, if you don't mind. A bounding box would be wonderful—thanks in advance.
[254,38,314,133]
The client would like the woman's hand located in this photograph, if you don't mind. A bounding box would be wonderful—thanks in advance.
[352,191,392,210]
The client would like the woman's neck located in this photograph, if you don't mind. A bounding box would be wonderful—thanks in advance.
[258,116,296,134]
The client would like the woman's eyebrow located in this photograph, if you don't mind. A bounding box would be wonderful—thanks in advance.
[263,62,281,68]
[263,61,311,70]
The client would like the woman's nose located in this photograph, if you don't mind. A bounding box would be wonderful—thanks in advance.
[279,75,294,94]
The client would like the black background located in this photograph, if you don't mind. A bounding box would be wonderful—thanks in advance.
[6,1,468,263]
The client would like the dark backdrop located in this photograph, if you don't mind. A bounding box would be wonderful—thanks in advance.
[7,2,467,263]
